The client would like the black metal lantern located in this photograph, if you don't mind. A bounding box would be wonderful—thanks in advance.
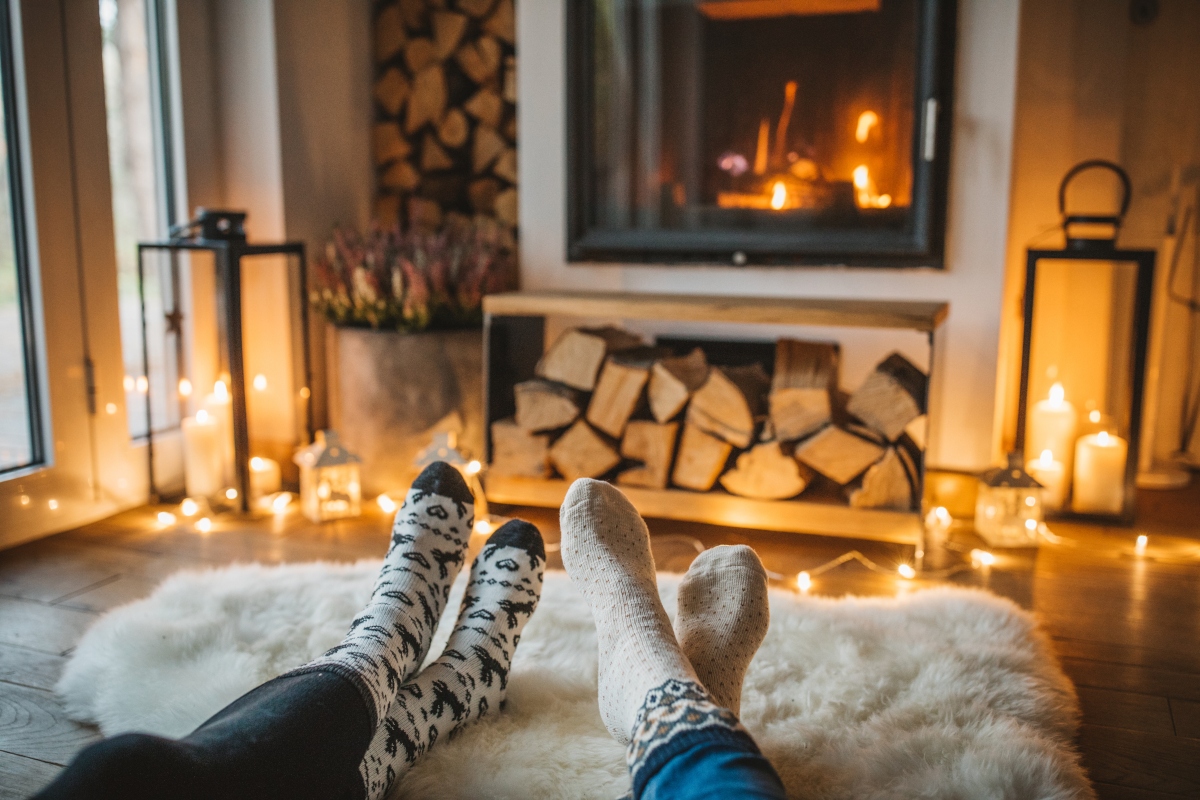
[1015,161,1155,523]
[138,209,313,512]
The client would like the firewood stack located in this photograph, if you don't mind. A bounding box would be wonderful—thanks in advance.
[372,0,517,235]
[489,327,928,511]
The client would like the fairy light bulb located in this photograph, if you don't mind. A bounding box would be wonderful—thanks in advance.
[180,497,199,516]
[195,517,212,533]
[377,493,398,514]
[797,571,812,593]
[897,564,916,580]
[1135,534,1148,554]
[157,511,176,526]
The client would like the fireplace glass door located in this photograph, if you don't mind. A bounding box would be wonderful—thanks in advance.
[567,0,955,266]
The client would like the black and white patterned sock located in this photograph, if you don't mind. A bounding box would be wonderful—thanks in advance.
[285,461,475,727]
[358,519,545,800]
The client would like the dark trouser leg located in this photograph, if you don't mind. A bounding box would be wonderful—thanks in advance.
[32,670,372,800]
[634,726,787,800]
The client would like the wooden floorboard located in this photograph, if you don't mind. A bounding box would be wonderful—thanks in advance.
[0,483,1198,796]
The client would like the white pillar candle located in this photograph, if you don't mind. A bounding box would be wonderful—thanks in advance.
[182,411,223,498]
[1027,382,1078,486]
[249,456,282,502]
[1026,449,1066,510]
[203,380,235,487]
[1072,431,1127,514]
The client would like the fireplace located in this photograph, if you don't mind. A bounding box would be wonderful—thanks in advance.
[566,0,956,266]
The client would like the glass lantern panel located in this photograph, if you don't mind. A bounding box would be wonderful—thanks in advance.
[974,485,1042,548]
[1025,258,1139,515]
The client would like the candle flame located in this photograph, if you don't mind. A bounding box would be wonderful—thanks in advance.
[253,374,268,392]
[769,181,787,210]
[1048,382,1065,404]
[855,110,879,143]
[225,488,238,500]
[214,380,229,400]
[1097,431,1111,445]
[250,456,266,470]
[195,409,210,423]
[179,378,193,397]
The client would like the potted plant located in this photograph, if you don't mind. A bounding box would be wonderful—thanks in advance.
[312,217,512,495]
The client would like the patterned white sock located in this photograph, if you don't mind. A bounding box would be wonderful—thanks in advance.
[674,545,770,716]
[358,520,545,800]
[559,478,700,744]
[286,462,474,727]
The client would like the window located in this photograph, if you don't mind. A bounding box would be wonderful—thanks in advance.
[99,0,181,438]
[0,0,40,472]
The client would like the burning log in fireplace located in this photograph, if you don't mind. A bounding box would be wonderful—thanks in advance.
[489,325,927,511]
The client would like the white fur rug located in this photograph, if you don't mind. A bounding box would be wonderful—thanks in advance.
[58,562,1093,799]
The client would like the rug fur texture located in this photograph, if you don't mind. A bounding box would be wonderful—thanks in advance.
[58,561,1093,799]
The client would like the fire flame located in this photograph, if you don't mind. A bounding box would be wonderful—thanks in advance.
[1048,382,1065,405]
[770,181,787,210]
[852,165,891,209]
[855,111,879,143]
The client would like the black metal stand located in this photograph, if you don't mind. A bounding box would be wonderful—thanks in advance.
[137,236,313,513]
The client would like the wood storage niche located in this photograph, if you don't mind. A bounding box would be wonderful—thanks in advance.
[482,291,946,545]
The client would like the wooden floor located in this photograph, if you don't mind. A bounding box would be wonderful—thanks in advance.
[2,483,1200,798]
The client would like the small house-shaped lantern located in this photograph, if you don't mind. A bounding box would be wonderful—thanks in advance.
[294,430,362,522]
[975,456,1044,548]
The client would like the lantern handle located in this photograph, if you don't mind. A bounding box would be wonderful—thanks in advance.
[1057,159,1132,228]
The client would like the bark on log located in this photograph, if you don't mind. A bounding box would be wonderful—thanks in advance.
[513,379,581,433]
[672,423,733,491]
[719,441,812,500]
[686,364,769,449]
[457,0,496,18]
[549,421,621,482]
[489,419,550,479]
[375,5,407,62]
[846,352,928,441]
[848,448,913,510]
[432,11,469,58]
[769,339,838,441]
[794,425,885,485]
[618,421,679,490]
[586,356,651,438]
[405,65,447,134]
[536,327,643,391]
[648,348,708,423]
[483,0,515,44]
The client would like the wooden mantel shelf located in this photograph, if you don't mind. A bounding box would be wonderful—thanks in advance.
[483,291,948,332]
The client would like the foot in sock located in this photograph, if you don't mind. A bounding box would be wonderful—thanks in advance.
[359,519,546,800]
[286,461,475,727]
[674,545,770,716]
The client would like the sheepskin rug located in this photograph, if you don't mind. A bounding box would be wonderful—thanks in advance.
[58,561,1093,799]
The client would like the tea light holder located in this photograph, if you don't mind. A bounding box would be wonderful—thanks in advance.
[294,430,362,522]
[974,456,1043,548]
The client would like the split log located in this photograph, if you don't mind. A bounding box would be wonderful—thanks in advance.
[405,38,437,74]
[375,5,407,62]
[421,133,454,171]
[380,160,420,191]
[904,414,927,450]
[373,122,411,165]
[848,448,913,510]
[489,419,550,478]
[686,364,769,449]
[503,114,517,143]
[405,65,447,135]
[493,148,517,183]
[464,89,504,127]
[536,327,643,391]
[467,178,500,213]
[514,379,580,432]
[586,353,653,438]
[672,423,733,491]
[456,36,502,84]
[494,187,518,226]
[846,352,927,441]
[432,11,468,58]
[473,125,506,173]
[794,425,885,485]
[457,0,496,18]
[398,0,425,29]
[549,421,621,482]
[769,339,838,441]
[618,421,679,490]
[374,68,410,116]
[483,0,515,44]
[437,108,469,148]
[503,55,517,103]
[719,441,812,500]
[648,348,708,423]
[845,422,887,446]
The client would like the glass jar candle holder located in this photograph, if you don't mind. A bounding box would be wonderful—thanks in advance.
[975,456,1044,548]
[294,430,362,522]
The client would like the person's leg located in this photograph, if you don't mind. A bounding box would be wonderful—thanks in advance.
[560,479,786,800]
[358,518,545,798]
[34,462,478,800]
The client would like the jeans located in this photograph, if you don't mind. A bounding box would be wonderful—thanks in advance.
[636,726,788,800]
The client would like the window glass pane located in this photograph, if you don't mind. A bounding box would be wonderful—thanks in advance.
[0,14,36,471]
[99,0,180,438]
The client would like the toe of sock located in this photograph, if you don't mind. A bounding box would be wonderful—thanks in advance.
[691,545,767,578]
[487,519,546,561]
[561,477,634,518]
[412,461,474,504]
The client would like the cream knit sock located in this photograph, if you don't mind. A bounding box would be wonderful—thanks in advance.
[674,545,770,716]
[560,478,700,743]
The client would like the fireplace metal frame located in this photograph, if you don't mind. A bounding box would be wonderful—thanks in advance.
[566,0,958,267]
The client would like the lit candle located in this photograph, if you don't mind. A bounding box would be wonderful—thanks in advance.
[249,456,282,502]
[1072,431,1127,514]
[1026,449,1066,510]
[182,410,223,498]
[1027,382,1078,486]
[203,380,235,486]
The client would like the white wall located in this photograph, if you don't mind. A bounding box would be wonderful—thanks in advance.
[517,0,1022,472]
